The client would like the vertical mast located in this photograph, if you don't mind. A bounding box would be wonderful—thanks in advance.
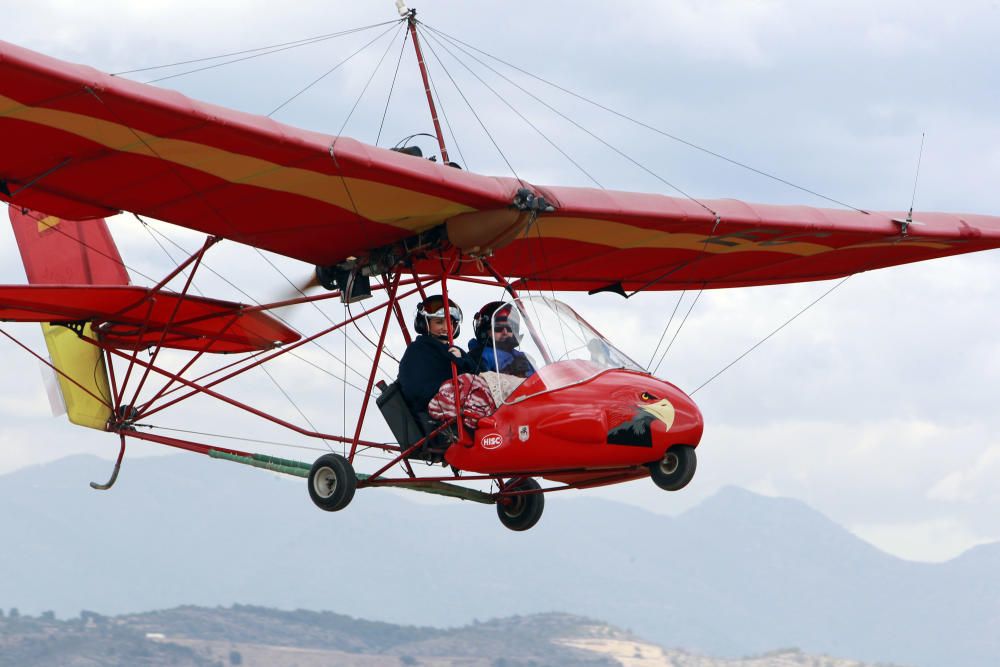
[396,2,450,163]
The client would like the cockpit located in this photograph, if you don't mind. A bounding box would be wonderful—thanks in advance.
[475,296,645,405]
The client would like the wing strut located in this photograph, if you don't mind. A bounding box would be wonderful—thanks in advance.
[90,434,126,491]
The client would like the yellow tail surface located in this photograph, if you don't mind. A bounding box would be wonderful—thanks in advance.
[41,323,113,430]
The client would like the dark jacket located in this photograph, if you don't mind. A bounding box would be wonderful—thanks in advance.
[468,338,535,377]
[398,334,478,413]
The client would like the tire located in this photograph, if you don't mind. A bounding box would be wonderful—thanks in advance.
[308,454,357,512]
[496,477,544,531]
[647,445,697,491]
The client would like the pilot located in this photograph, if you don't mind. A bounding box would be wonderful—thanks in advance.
[398,295,478,415]
[469,301,535,378]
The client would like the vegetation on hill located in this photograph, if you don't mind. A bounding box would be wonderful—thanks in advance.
[0,606,909,667]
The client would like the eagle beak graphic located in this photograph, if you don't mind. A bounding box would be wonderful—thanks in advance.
[639,399,675,432]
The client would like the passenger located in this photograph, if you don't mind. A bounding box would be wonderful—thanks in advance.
[469,301,535,378]
[398,295,478,415]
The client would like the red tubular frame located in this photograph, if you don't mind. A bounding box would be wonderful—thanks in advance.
[3,230,608,501]
[438,252,466,442]
[348,272,401,462]
[407,14,450,164]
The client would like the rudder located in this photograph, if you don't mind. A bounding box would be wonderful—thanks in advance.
[8,206,129,430]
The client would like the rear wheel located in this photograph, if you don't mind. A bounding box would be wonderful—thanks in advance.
[648,445,697,491]
[496,477,544,531]
[308,454,357,512]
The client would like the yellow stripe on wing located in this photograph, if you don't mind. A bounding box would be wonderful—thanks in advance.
[0,93,473,232]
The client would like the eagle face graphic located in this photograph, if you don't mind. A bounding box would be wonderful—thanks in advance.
[606,389,675,447]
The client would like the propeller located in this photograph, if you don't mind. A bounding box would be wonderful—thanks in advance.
[270,265,371,307]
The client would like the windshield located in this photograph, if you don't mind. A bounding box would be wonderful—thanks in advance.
[477,296,644,405]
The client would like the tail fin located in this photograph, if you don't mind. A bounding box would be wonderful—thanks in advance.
[8,206,129,430]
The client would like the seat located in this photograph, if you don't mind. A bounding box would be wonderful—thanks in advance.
[376,380,451,462]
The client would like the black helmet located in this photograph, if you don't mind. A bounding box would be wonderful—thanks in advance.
[414,295,462,336]
[473,301,517,342]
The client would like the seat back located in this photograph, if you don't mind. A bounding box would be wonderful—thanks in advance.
[376,380,429,449]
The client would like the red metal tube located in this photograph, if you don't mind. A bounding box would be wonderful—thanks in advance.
[348,272,401,462]
[407,16,450,163]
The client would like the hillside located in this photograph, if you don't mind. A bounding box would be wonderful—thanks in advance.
[0,606,907,667]
[1,455,997,666]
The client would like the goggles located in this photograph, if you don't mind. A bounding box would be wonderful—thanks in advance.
[424,304,462,322]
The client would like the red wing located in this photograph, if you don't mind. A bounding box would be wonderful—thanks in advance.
[0,40,520,265]
[463,187,1000,291]
[4,40,1000,292]
[0,285,299,353]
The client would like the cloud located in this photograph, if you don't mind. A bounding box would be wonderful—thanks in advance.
[927,444,1000,504]
[1,0,999,563]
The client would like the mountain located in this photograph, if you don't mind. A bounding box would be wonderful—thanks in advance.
[1,455,997,667]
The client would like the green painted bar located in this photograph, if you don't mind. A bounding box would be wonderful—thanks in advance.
[250,453,312,471]
[208,449,492,503]
[208,449,309,478]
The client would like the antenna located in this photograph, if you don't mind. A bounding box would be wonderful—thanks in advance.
[906,132,926,225]
[395,1,410,17]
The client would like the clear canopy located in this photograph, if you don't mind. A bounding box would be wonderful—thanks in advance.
[478,296,644,404]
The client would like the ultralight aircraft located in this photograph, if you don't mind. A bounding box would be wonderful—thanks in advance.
[1,5,998,530]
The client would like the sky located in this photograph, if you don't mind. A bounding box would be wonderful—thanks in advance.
[1,0,999,562]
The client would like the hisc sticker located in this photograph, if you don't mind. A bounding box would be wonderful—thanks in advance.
[480,433,503,449]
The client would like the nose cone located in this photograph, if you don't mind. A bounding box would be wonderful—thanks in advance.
[639,377,704,448]
[602,373,703,449]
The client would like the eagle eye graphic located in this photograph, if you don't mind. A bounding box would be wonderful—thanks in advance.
[640,391,657,401]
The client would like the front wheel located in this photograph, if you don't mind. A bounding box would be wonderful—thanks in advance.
[308,454,357,512]
[496,477,544,531]
[648,445,697,491]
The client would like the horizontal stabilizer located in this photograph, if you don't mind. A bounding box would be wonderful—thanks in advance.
[0,284,300,353]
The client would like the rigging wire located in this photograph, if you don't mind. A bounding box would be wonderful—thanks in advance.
[268,21,403,118]
[419,26,603,189]
[690,276,853,395]
[645,290,687,370]
[348,299,401,366]
[421,33,468,169]
[331,23,409,134]
[143,23,401,86]
[651,289,704,376]
[421,23,866,214]
[245,242,390,379]
[413,23,525,186]
[136,217,374,389]
[138,219,206,298]
[133,424,399,463]
[276,21,410,381]
[375,26,411,146]
[114,21,400,77]
[255,362,333,451]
